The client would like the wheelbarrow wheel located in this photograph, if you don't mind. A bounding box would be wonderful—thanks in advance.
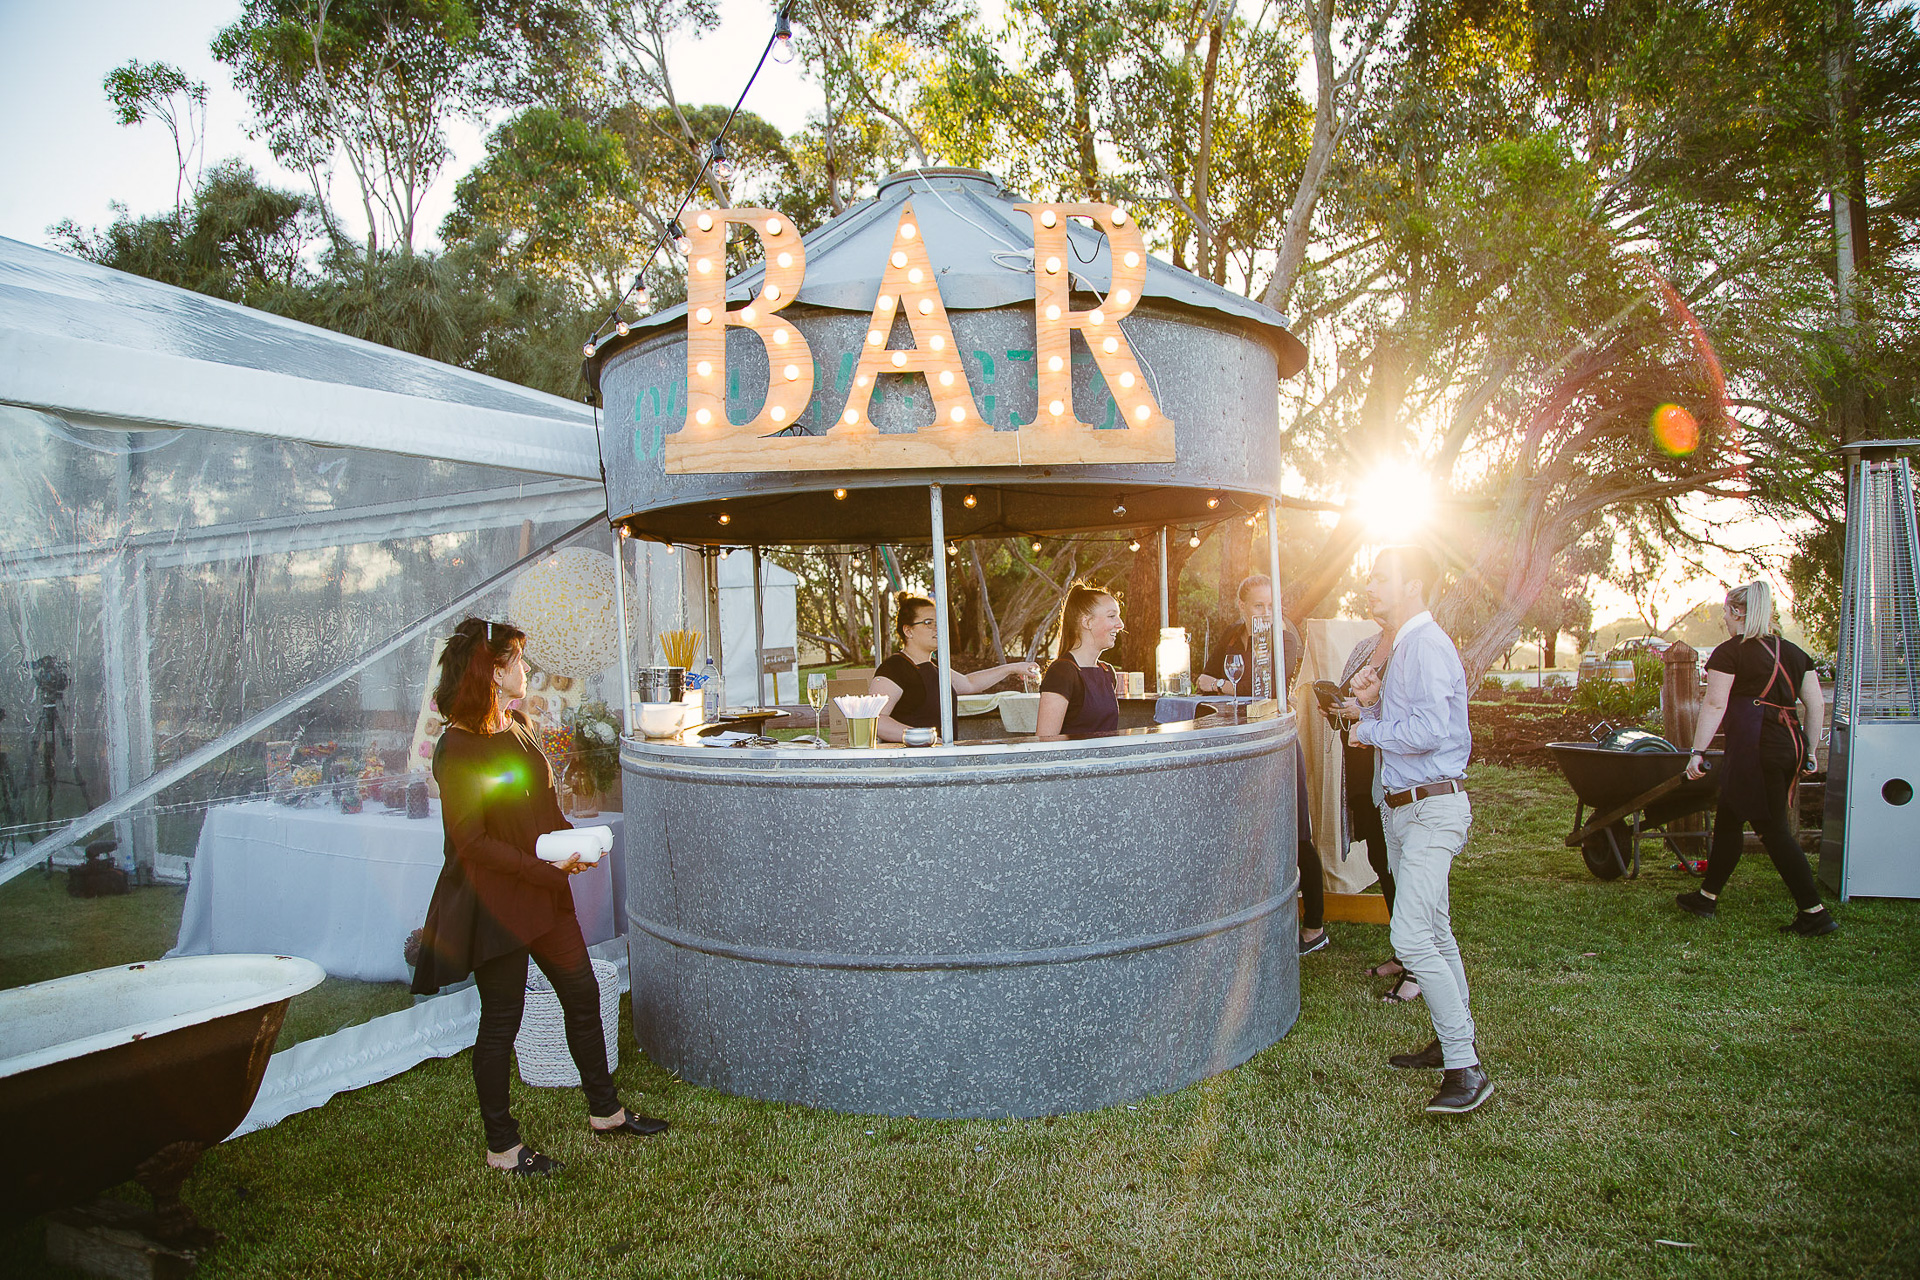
[1582,823,1632,880]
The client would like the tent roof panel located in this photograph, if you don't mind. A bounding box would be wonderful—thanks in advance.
[0,237,604,480]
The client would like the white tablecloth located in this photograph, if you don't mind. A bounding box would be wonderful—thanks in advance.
[170,800,625,982]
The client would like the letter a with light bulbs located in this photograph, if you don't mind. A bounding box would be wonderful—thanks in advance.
[667,202,1174,474]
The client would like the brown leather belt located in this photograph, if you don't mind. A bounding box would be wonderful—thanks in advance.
[1383,779,1467,809]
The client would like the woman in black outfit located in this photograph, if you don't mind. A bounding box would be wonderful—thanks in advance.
[1677,580,1836,935]
[871,593,1039,742]
[1036,582,1124,736]
[412,618,668,1176]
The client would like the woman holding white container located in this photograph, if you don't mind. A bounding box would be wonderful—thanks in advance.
[411,617,668,1176]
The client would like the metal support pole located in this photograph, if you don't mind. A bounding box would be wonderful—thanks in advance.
[705,548,724,708]
[751,545,768,705]
[1158,528,1170,630]
[610,526,636,735]
[929,485,955,746]
[1267,501,1285,686]
[870,546,885,666]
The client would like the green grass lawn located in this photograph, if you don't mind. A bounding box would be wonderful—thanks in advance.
[5,763,1917,1278]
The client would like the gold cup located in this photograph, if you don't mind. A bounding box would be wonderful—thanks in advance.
[848,716,878,748]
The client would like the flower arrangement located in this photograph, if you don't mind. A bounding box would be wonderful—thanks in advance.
[564,700,622,795]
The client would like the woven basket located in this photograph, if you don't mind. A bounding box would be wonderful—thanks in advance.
[513,958,620,1087]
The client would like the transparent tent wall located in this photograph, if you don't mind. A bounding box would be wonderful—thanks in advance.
[0,406,608,1048]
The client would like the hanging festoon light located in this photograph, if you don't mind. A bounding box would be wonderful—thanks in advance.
[632,273,651,310]
[1031,539,1042,554]
[1128,537,1141,553]
[709,138,734,183]
[1188,529,1202,549]
[615,316,630,337]
[963,491,978,508]
[668,219,692,256]
[770,6,795,62]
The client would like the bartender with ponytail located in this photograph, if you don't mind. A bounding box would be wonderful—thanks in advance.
[411,617,668,1176]
[872,592,1039,742]
[1036,582,1124,737]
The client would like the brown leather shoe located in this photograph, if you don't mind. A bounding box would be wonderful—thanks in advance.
[1389,1039,1444,1070]
[1425,1064,1494,1114]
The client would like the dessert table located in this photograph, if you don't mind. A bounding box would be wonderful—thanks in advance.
[170,799,626,982]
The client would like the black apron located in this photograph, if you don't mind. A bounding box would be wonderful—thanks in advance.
[1064,661,1119,734]
[1720,639,1805,823]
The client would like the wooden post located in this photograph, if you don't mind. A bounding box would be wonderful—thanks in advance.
[1662,642,1700,748]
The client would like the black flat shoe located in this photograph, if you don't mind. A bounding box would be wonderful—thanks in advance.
[592,1110,670,1138]
[1781,909,1839,937]
[497,1147,562,1176]
[1675,890,1717,919]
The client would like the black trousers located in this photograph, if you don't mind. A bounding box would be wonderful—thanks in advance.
[1344,744,1395,912]
[471,914,620,1153]
[1702,755,1823,911]
[1293,741,1324,930]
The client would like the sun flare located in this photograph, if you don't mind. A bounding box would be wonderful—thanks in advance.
[1350,461,1436,543]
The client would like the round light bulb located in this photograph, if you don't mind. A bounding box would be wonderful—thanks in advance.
[1048,356,1063,372]
[891,351,906,368]
[695,407,712,424]
[1207,496,1220,508]
[1189,531,1201,548]
[1115,289,1132,305]
[964,492,977,507]
[947,543,958,556]
[764,284,780,301]
[868,330,883,346]
[856,374,871,387]
[773,328,789,345]
[1031,540,1042,553]
[696,307,713,324]
[1049,399,1066,416]
[951,407,967,422]
[1111,207,1128,224]
[834,488,848,500]
[908,267,923,284]
[1119,371,1135,388]
[777,251,793,268]
[784,364,800,381]
[917,298,933,315]
[583,341,596,357]
[930,335,945,351]
[719,512,731,525]
[901,222,918,239]
[766,217,783,235]
[770,405,787,422]
[1088,310,1104,326]
[843,409,859,424]
[939,370,954,386]
[615,320,629,337]
[1045,256,1061,274]
[695,257,712,274]
[742,306,758,323]
[696,213,714,232]
[1103,337,1120,354]
[891,251,908,268]
[1123,251,1140,268]
[1134,404,1150,421]
[1129,539,1141,552]
[1045,304,1061,321]
[697,360,713,377]
[878,293,894,309]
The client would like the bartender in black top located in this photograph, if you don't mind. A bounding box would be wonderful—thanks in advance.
[1196,574,1303,694]
[872,593,1039,742]
[1677,578,1835,935]
[1036,582,1124,736]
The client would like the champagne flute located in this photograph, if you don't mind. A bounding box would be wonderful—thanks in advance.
[1222,653,1244,723]
[806,672,828,742]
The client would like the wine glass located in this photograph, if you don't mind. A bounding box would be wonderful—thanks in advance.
[806,672,828,742]
[1222,653,1245,722]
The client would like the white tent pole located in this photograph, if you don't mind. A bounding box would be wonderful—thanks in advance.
[705,549,723,708]
[0,514,606,888]
[610,525,636,733]
[752,546,768,705]
[930,485,955,745]
[1158,529,1170,630]
[1268,502,1285,677]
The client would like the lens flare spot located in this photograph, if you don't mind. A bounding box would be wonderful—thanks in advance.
[1651,403,1700,456]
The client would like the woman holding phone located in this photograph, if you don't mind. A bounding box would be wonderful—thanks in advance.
[412,618,668,1176]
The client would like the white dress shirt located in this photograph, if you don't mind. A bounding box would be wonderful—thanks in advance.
[1351,611,1473,793]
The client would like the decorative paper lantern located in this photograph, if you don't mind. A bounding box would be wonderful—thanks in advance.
[507,547,634,677]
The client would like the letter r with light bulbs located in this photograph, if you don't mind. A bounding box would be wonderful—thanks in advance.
[668,202,1175,474]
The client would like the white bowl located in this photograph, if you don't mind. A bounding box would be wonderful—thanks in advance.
[638,702,683,738]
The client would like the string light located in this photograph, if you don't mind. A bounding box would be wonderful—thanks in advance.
[615,319,630,337]
[1206,495,1220,509]
[720,547,732,559]
[963,491,977,508]
[1031,539,1042,553]
[709,138,734,183]
[771,7,795,63]
[1128,537,1141,552]
[718,511,731,525]
[583,340,597,357]
[1112,502,1127,517]
[834,488,848,500]
[1188,530,1201,548]
[947,543,959,556]
[668,220,691,255]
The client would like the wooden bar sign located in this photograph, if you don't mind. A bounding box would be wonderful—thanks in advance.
[667,202,1174,474]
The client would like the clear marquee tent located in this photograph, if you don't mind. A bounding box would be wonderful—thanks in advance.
[0,236,724,1129]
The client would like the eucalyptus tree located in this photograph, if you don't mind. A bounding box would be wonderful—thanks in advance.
[103,60,209,221]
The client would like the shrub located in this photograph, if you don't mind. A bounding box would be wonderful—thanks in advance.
[1572,655,1664,723]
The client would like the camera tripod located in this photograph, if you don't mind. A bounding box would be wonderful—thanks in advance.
[24,666,90,830]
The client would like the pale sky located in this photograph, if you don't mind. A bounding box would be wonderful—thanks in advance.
[0,0,821,251]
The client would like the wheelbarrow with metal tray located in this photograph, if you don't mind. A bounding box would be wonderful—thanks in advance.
[1546,724,1721,880]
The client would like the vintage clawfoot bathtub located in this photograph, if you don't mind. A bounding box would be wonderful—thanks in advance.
[0,954,324,1232]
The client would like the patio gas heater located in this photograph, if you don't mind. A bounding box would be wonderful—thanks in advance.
[1820,438,1920,900]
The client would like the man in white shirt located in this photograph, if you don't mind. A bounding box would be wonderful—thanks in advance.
[1342,545,1491,1115]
